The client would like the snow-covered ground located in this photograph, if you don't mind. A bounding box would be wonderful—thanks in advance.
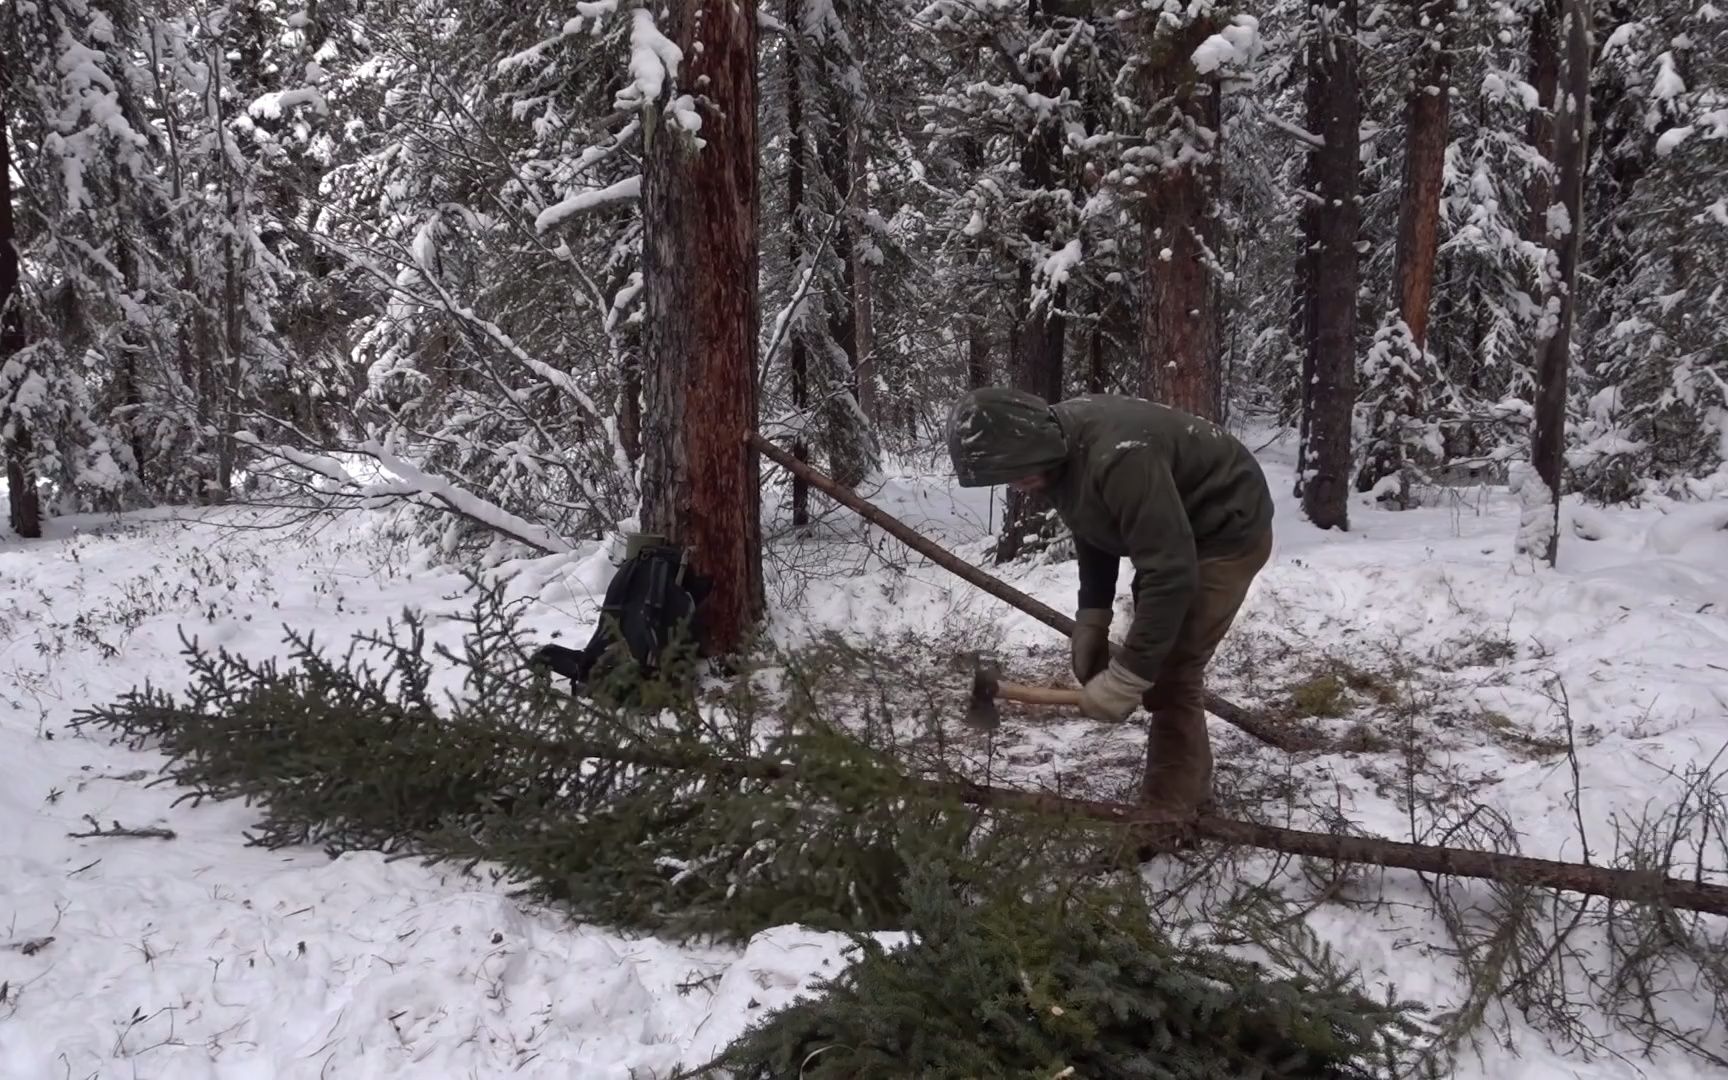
[2,431,1726,1079]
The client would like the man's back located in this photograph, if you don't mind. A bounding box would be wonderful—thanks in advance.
[1048,395,1273,560]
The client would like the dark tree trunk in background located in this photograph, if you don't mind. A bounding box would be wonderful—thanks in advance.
[787,0,811,527]
[813,0,875,490]
[1523,0,1560,246]
[640,0,764,655]
[1086,287,1109,394]
[851,126,878,424]
[1299,0,1361,532]
[619,354,643,463]
[1393,0,1451,351]
[1529,0,1591,566]
[996,0,1069,563]
[1140,18,1221,421]
[1,69,41,539]
[966,315,991,389]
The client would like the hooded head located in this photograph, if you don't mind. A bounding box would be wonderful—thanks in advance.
[945,387,1070,488]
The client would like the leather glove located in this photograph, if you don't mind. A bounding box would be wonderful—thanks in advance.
[1071,608,1113,683]
[1080,660,1154,724]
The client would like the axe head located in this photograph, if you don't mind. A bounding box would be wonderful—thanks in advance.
[964,658,1003,731]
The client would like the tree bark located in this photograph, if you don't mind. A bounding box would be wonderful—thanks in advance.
[750,433,1318,753]
[1523,0,1561,246]
[0,68,41,539]
[618,354,643,464]
[1299,0,1361,532]
[965,315,992,389]
[787,0,811,527]
[1529,0,1591,566]
[1140,20,1222,420]
[640,0,765,656]
[1086,286,1109,394]
[1393,0,1452,351]
[850,125,878,424]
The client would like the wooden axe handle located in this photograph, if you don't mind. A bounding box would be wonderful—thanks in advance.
[997,681,1083,707]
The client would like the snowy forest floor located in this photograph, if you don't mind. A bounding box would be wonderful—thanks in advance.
[3,427,1728,1079]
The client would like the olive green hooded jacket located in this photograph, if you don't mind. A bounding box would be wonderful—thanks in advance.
[946,389,1273,682]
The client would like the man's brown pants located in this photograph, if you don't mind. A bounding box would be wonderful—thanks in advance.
[1136,527,1273,811]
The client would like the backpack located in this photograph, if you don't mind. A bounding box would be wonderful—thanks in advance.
[531,543,710,693]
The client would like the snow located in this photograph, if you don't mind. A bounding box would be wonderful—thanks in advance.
[615,9,683,110]
[1654,51,1687,99]
[1192,15,1262,75]
[533,175,642,234]
[248,87,329,120]
[6,432,1728,1077]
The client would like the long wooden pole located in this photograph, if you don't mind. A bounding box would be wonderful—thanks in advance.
[746,431,1324,752]
[512,728,1728,918]
[957,783,1728,918]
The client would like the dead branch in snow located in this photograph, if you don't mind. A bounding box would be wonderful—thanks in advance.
[68,816,177,841]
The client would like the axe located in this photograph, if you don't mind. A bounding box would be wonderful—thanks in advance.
[964,658,1083,731]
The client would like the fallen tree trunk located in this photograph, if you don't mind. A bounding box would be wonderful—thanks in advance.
[518,728,1728,918]
[958,784,1728,917]
[747,431,1323,752]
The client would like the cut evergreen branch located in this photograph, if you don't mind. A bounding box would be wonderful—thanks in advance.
[70,577,1130,942]
[699,861,1429,1080]
[67,578,1728,1069]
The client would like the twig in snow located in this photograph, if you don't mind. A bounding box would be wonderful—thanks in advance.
[68,815,177,841]
[3,937,54,956]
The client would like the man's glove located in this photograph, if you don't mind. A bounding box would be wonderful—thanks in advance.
[1080,660,1154,724]
[1071,608,1113,683]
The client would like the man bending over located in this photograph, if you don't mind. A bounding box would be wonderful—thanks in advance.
[946,388,1274,813]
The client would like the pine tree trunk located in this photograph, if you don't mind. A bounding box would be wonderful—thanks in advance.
[850,125,878,424]
[0,78,41,539]
[1140,20,1221,421]
[1523,0,1560,245]
[209,32,242,506]
[619,354,643,463]
[1529,0,1591,566]
[966,315,991,389]
[1300,0,1361,532]
[818,103,871,490]
[1086,287,1109,395]
[1393,0,1451,351]
[995,3,1068,564]
[639,0,764,656]
[787,0,811,527]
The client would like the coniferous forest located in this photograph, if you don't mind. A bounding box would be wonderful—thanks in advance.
[5,2,1728,1077]
[4,0,1724,556]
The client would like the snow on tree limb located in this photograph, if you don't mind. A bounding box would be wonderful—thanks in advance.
[356,439,574,554]
[534,176,642,234]
[616,9,683,110]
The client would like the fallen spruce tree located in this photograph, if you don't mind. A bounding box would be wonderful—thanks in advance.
[72,579,1728,1073]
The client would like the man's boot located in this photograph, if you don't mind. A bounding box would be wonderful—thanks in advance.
[1130,688,1213,862]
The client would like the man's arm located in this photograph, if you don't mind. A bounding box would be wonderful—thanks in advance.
[1074,535,1120,610]
[1101,452,1198,683]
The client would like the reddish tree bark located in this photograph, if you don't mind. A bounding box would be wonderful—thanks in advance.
[640,0,764,655]
[1393,0,1453,350]
[1299,0,1361,532]
[1529,0,1591,565]
[1,63,41,539]
[1141,19,1222,421]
